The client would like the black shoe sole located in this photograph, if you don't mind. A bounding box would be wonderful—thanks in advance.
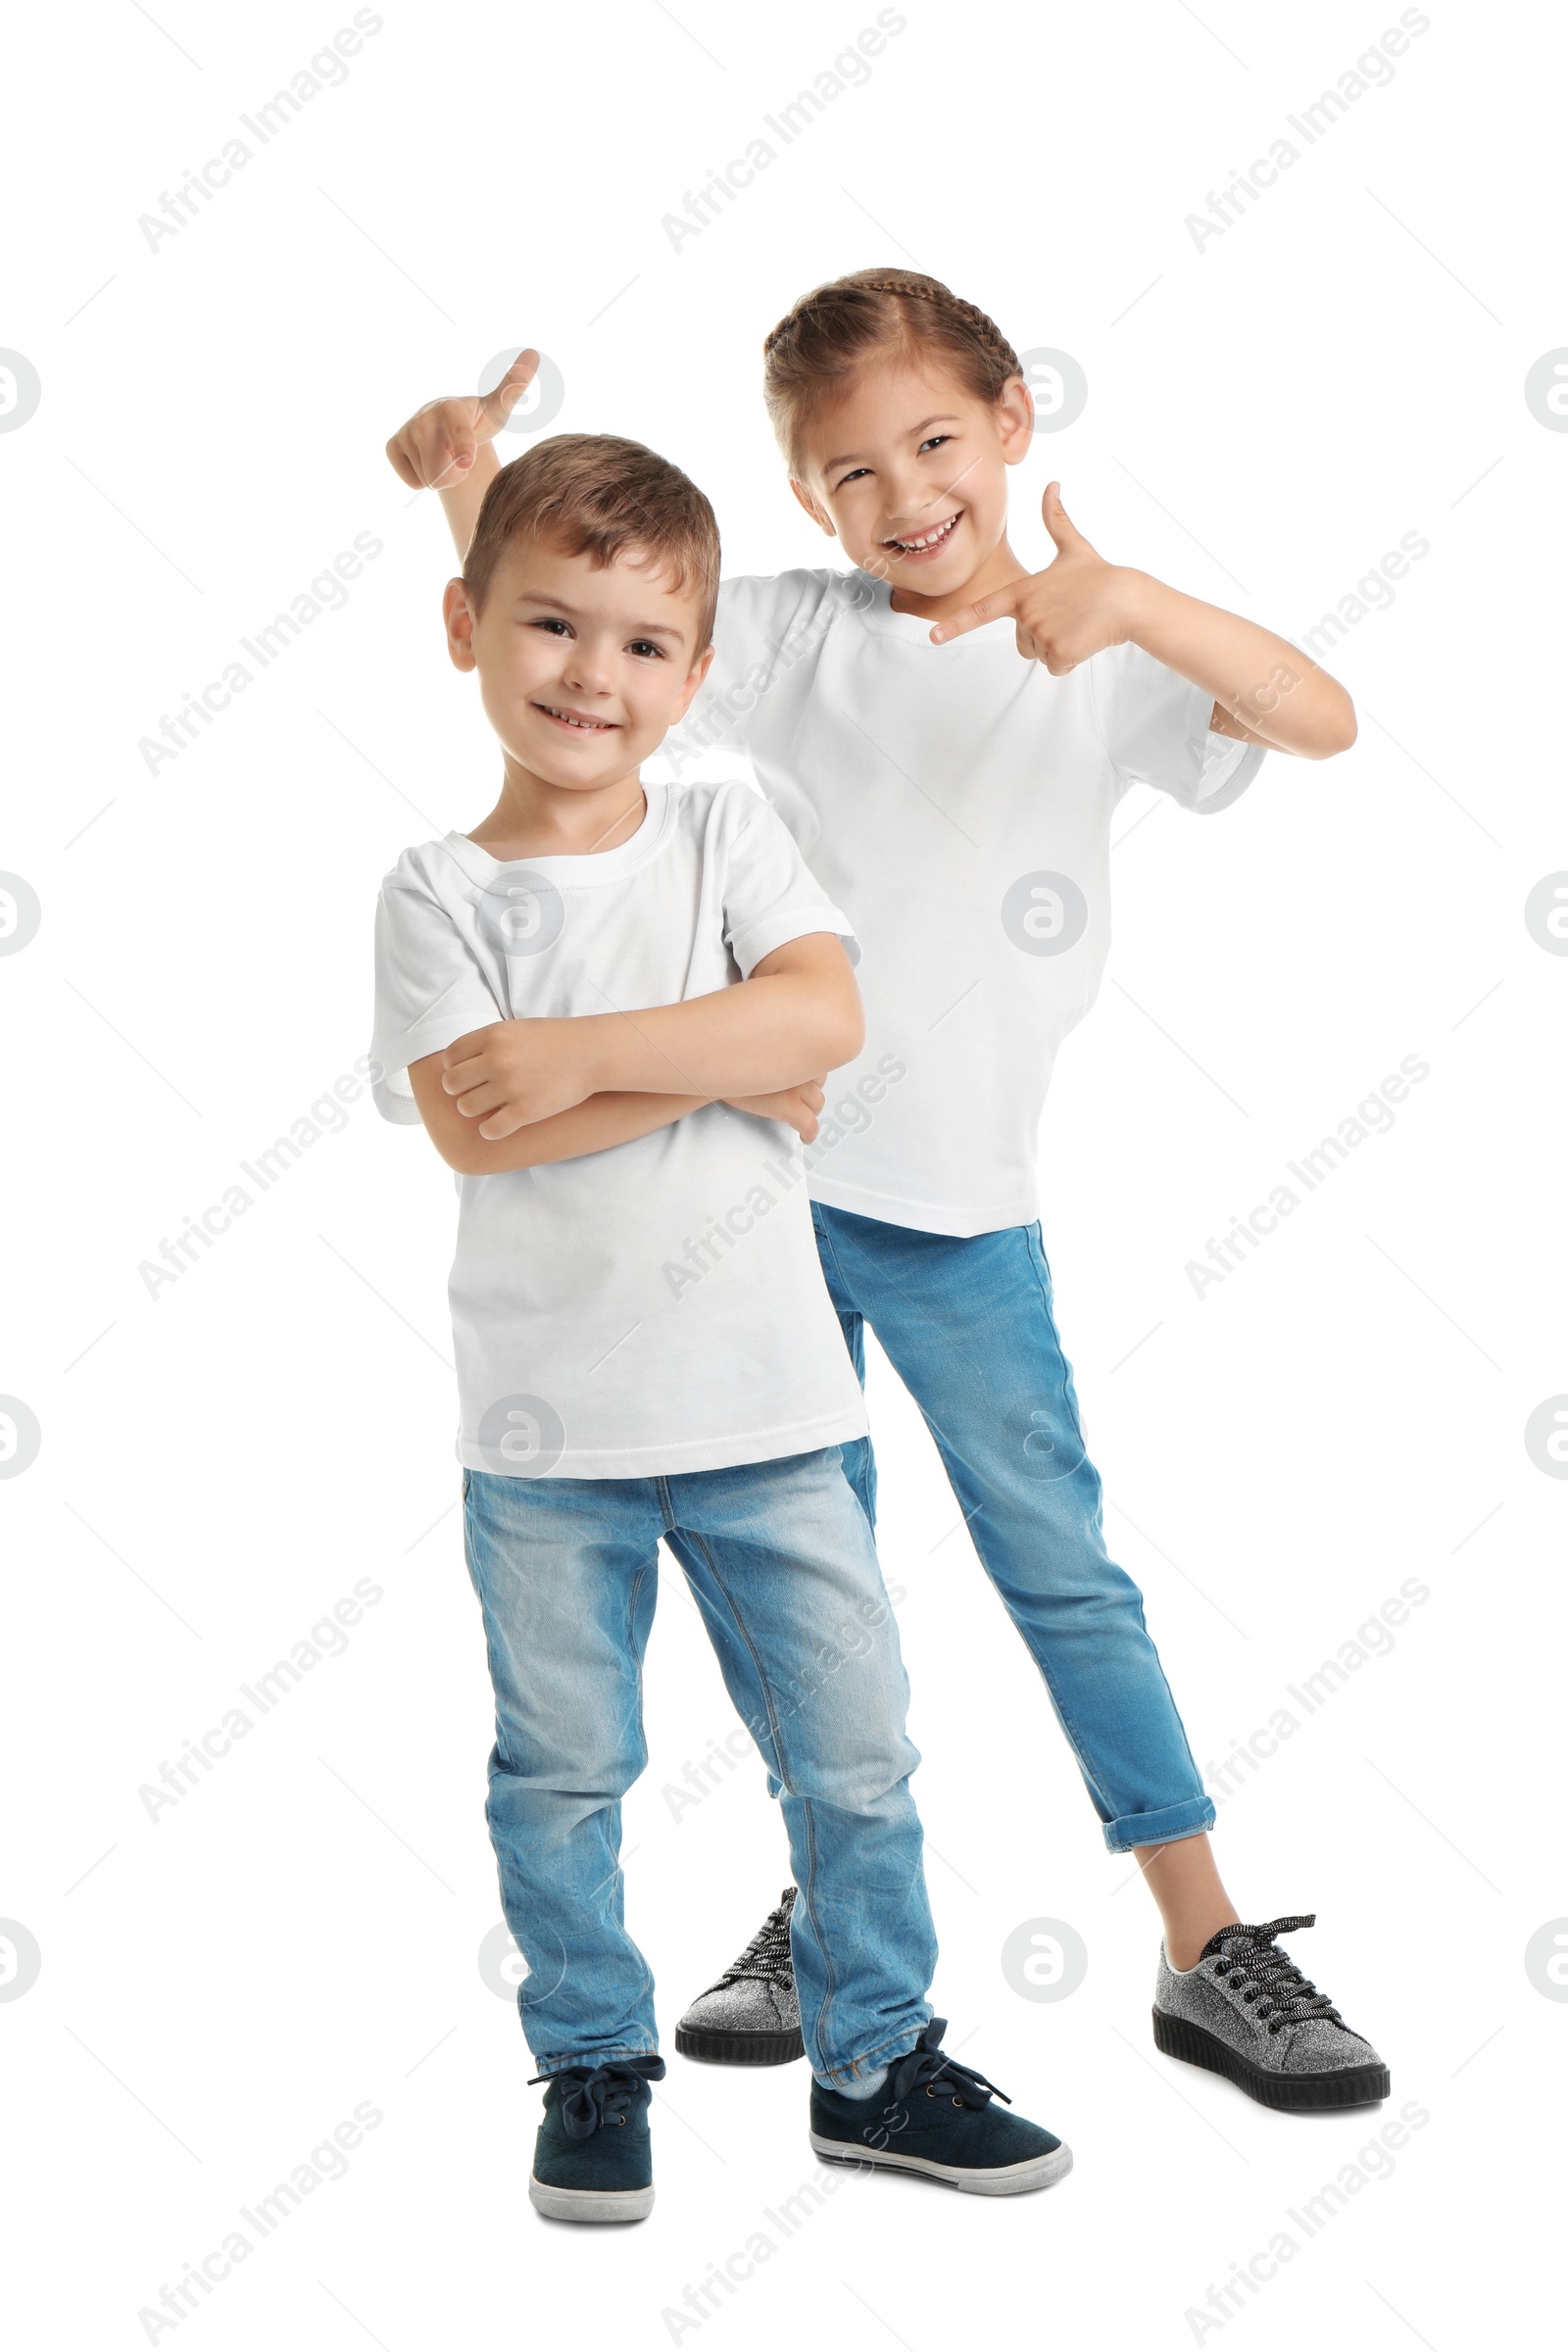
[1152,2007,1390,2111]
[674,2023,805,2067]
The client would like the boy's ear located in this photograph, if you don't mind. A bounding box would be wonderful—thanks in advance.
[443,575,478,670]
[996,376,1035,467]
[789,477,836,538]
[670,641,716,725]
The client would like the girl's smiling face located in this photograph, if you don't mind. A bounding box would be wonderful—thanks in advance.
[790,355,1034,612]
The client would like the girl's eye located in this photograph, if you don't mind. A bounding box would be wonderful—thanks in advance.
[834,466,871,487]
[918,434,952,455]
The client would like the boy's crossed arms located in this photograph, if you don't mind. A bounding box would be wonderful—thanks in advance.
[410,928,853,1174]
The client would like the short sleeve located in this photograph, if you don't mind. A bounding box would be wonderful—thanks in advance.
[1087,640,1264,813]
[369,871,506,1124]
[712,786,859,978]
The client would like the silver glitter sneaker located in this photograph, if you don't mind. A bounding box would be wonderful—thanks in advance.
[1153,1913,1390,2111]
[675,1887,804,2066]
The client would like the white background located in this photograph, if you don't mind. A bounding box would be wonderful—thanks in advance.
[3,2,1564,2345]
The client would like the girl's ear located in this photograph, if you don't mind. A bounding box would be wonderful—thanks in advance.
[789,477,837,538]
[995,375,1035,467]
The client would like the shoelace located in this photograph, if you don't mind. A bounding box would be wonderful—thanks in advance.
[885,2018,1011,2112]
[528,2053,666,2140]
[1200,1914,1347,2036]
[706,1887,797,1993]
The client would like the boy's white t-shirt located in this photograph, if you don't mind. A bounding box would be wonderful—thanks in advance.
[370,779,869,1480]
[668,568,1267,1239]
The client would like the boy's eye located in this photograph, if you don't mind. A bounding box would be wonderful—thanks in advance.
[529,617,572,637]
[833,466,871,487]
[627,640,665,661]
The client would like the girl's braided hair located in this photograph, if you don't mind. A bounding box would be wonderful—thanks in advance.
[762,268,1023,475]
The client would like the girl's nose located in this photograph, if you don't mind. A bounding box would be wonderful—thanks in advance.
[886,479,945,525]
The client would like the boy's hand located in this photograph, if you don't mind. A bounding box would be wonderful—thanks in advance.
[441,1015,607,1139]
[725,1079,827,1144]
[930,483,1145,671]
[385,351,540,492]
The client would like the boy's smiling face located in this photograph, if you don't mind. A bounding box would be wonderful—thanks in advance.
[444,534,712,800]
[791,356,1034,609]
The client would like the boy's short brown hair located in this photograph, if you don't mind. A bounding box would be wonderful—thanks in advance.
[463,433,721,650]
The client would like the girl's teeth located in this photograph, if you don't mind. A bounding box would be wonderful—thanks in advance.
[890,514,959,553]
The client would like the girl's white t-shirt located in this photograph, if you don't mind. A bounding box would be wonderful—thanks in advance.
[369,779,869,1480]
[664,568,1266,1239]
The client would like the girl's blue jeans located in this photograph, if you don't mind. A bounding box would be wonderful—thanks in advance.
[805,1201,1215,1857]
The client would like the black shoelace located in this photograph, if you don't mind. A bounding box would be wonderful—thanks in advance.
[707,1886,797,1993]
[1200,1914,1347,2036]
[528,2053,665,2139]
[885,2018,1011,2112]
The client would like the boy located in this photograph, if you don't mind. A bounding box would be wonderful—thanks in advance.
[369,429,1070,2215]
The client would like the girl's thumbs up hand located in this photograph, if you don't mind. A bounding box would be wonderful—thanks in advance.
[931,483,1145,670]
[385,350,540,491]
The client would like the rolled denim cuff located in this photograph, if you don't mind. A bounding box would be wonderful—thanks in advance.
[1102,1795,1216,1855]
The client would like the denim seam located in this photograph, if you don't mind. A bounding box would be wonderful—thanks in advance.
[1022,1224,1091,1457]
[620,1553,658,2027]
[810,1202,854,1300]
[676,1523,842,2073]
[809,1222,874,1521]
[461,1488,520,1778]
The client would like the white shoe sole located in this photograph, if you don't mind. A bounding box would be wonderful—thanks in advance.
[809,2130,1073,2196]
[528,2172,655,2223]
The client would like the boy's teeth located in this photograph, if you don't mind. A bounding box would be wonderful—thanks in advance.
[889,513,960,553]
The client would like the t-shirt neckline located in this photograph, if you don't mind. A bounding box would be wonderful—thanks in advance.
[442,780,673,886]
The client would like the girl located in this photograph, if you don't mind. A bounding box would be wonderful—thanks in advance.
[386,269,1388,2116]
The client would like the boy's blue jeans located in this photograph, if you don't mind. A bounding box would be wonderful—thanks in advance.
[462,1447,935,2085]
[800,1202,1216,1855]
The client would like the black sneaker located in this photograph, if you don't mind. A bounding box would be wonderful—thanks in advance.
[675,1887,804,2066]
[810,2019,1072,2196]
[1153,1914,1390,2112]
[527,2055,665,2222]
